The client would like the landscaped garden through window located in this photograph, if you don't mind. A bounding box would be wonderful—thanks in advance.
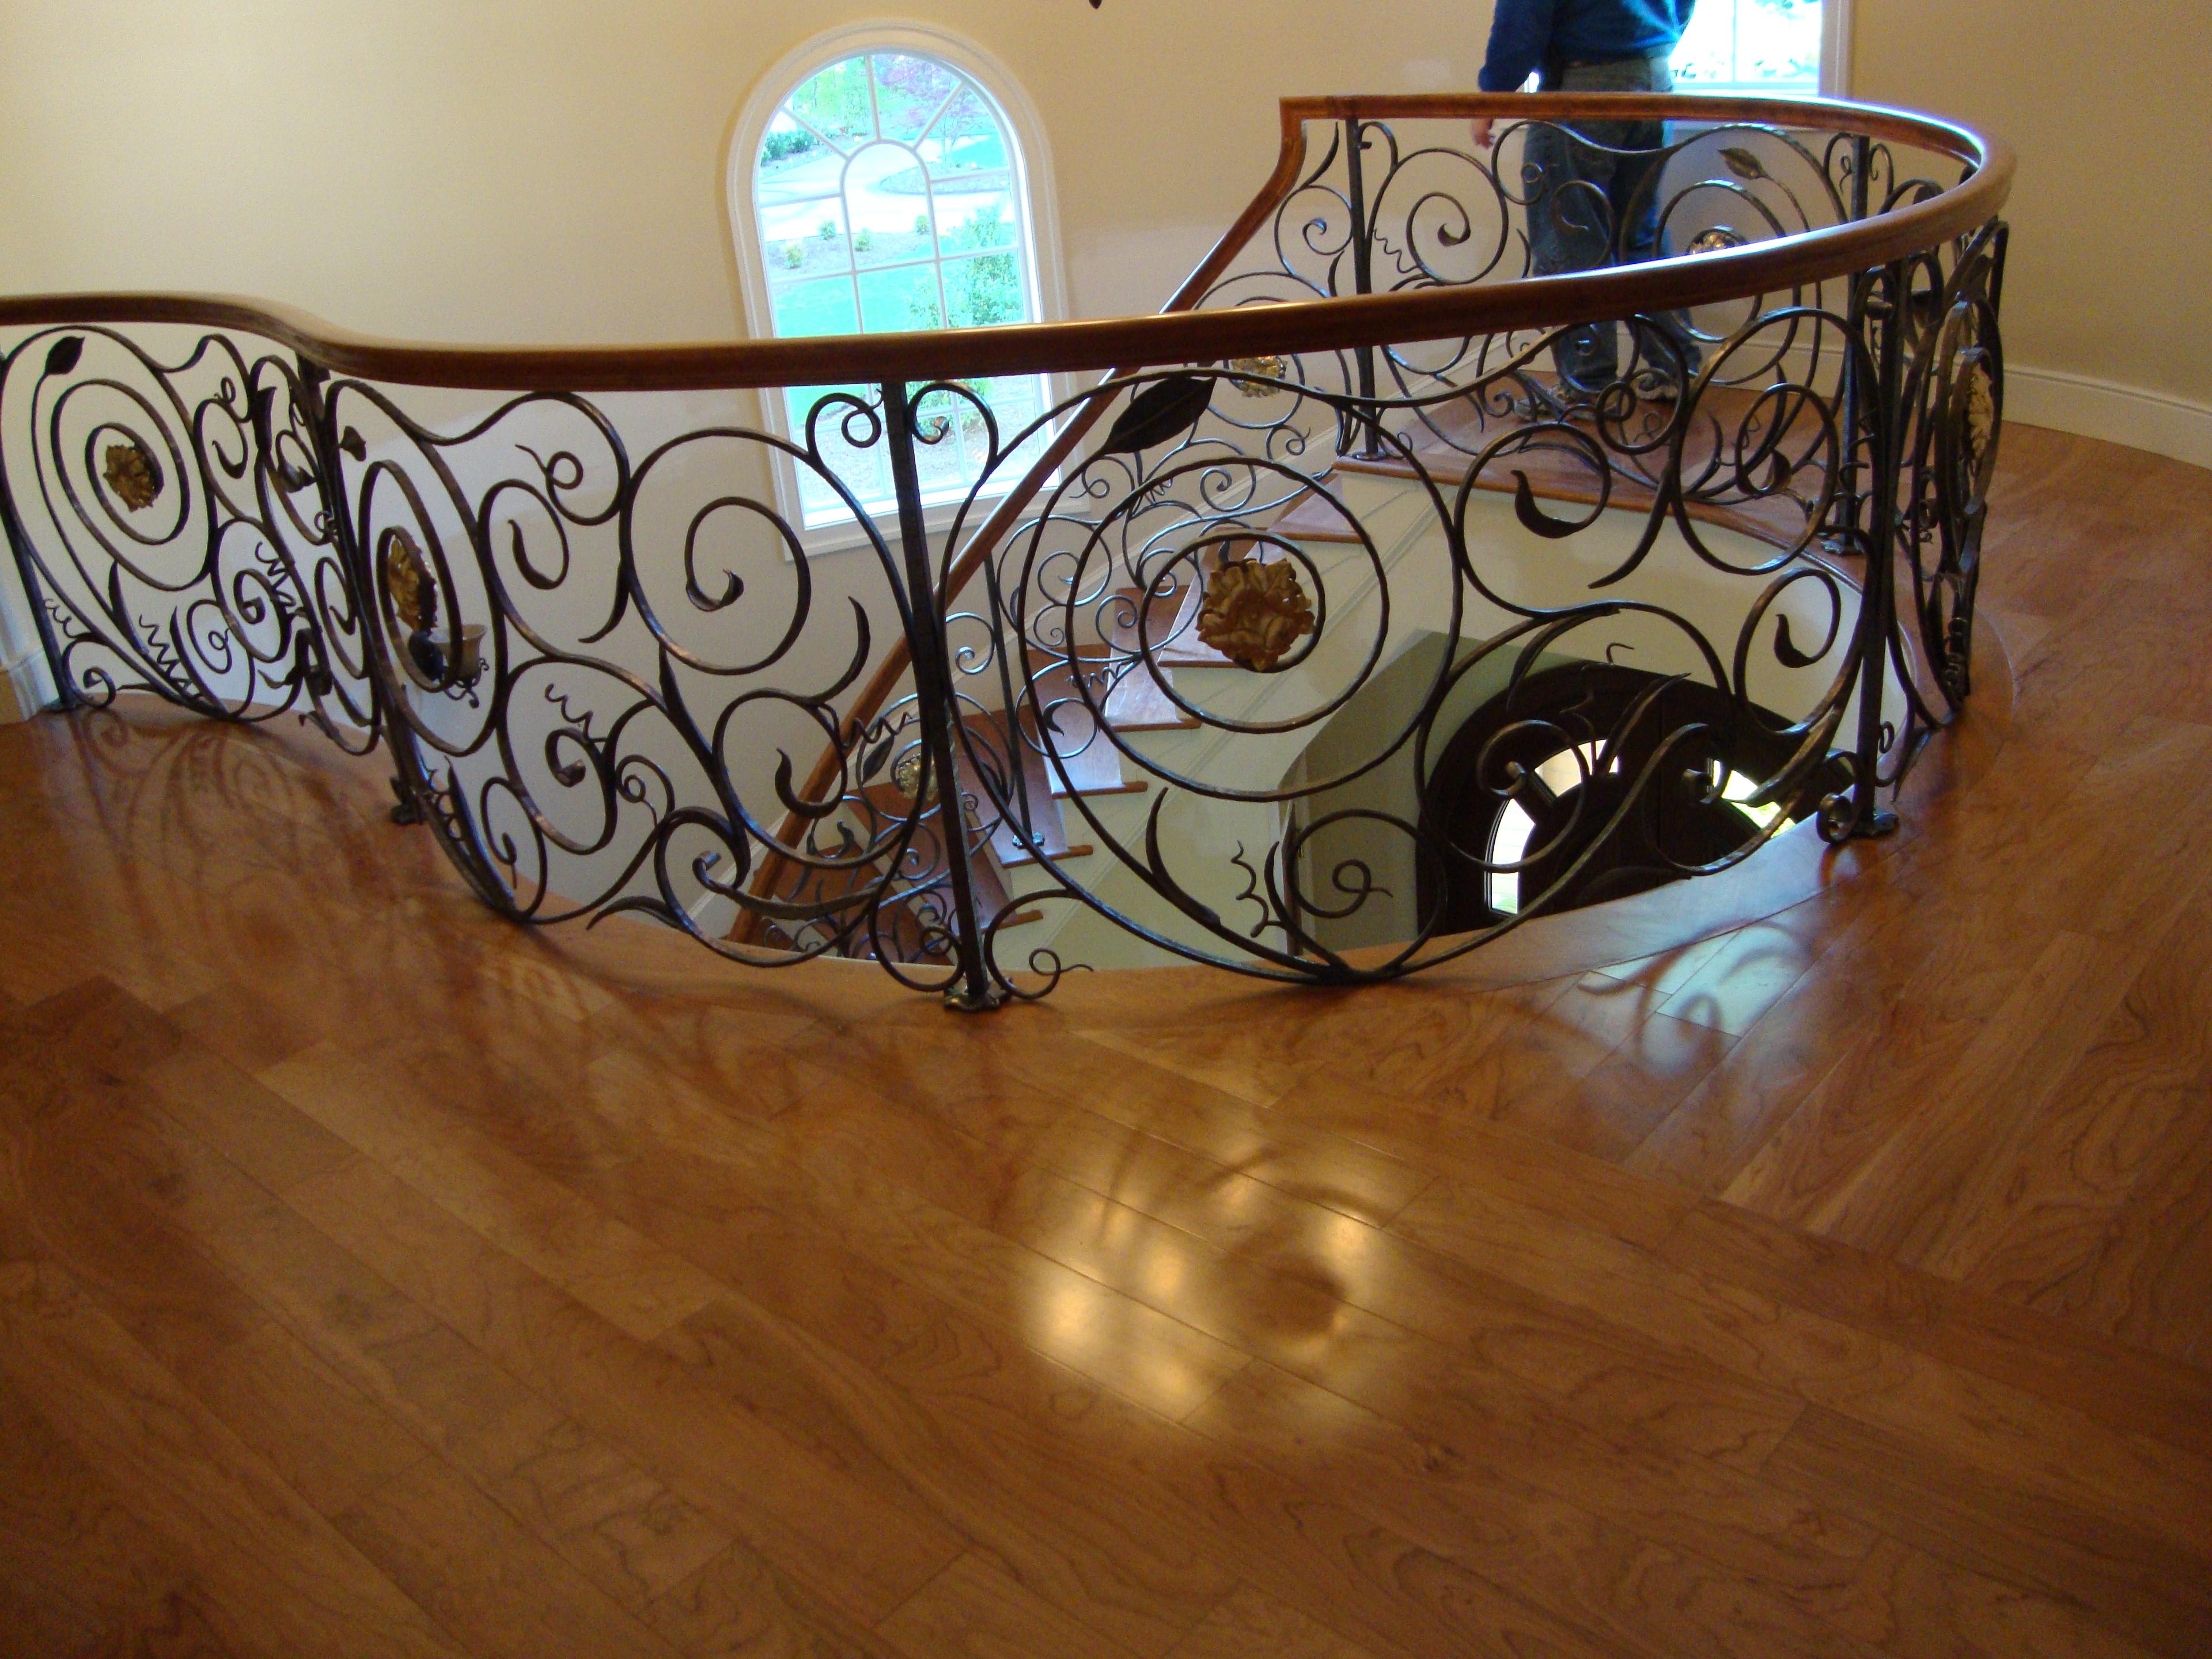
[752,50,1051,531]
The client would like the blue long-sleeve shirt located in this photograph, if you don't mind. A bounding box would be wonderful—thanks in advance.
[1478,0,1697,91]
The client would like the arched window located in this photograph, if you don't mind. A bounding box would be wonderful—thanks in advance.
[732,31,1062,541]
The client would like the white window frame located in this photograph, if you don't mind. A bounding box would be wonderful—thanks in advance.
[1671,0,1851,98]
[1820,0,1853,99]
[726,21,1070,557]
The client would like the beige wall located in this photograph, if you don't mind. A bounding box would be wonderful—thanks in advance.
[1,0,2203,406]
[0,0,1472,343]
[1852,0,2212,406]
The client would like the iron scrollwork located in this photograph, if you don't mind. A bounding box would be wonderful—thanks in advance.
[0,98,2008,1007]
[0,325,376,747]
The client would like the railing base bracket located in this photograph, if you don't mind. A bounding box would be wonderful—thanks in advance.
[388,775,425,827]
[942,982,1011,1014]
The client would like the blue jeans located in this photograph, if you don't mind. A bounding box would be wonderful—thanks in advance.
[1525,55,1701,392]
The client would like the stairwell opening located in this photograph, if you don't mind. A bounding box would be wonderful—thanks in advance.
[1281,635,1827,955]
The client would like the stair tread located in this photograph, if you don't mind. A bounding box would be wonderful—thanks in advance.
[999,842,1096,869]
[1021,654,1146,793]
[1102,669,1200,732]
[740,780,1017,960]
[1051,775,1144,799]
[954,713,1072,868]
[1101,575,1238,669]
[1025,649,1200,745]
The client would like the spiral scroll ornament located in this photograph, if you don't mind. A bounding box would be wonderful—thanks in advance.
[0,326,378,745]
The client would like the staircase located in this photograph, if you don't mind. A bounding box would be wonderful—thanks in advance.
[968,381,1854,975]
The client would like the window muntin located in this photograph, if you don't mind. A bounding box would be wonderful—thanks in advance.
[1486,742,1612,916]
[1672,0,1825,95]
[1483,748,1778,915]
[752,50,1050,531]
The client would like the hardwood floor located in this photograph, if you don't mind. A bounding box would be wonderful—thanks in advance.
[3,425,2210,1657]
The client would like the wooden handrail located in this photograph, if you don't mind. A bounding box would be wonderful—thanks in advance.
[0,96,2009,392]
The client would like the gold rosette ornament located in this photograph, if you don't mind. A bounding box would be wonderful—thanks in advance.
[1225,355,1289,397]
[890,745,939,806]
[1961,356,1998,472]
[1196,555,1315,671]
[101,440,161,512]
[386,528,437,631]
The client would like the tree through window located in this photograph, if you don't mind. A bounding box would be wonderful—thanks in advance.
[751,49,1051,531]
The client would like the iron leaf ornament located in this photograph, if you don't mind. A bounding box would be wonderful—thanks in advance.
[1099,374,1214,456]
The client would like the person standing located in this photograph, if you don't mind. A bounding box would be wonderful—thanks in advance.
[1471,0,1702,395]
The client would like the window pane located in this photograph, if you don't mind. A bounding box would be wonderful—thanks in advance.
[1487,801,1536,915]
[750,50,1051,529]
[786,59,875,145]
[850,221,933,271]
[940,197,1016,255]
[871,53,960,142]
[857,264,943,332]
[908,376,1054,506]
[979,375,1052,474]
[843,141,929,269]
[787,385,886,520]
[1672,0,1822,90]
[769,274,857,339]
[942,252,1026,329]
[925,89,1007,177]
[911,387,976,494]
[755,150,847,259]
[757,116,825,177]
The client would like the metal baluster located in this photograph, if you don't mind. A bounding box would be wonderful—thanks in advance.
[1342,117,1387,460]
[881,380,1006,1012]
[1830,134,1874,555]
[295,359,452,843]
[1847,259,1910,839]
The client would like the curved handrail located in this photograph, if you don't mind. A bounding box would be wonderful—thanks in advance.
[0,96,2009,390]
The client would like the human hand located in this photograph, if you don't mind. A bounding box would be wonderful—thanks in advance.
[1469,116,1497,150]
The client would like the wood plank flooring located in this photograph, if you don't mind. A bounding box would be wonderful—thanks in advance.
[1,425,2209,1656]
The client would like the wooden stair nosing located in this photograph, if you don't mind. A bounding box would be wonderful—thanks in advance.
[998,842,1097,870]
[1050,776,1146,800]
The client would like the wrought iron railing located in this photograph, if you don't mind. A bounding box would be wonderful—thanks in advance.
[0,93,2010,1007]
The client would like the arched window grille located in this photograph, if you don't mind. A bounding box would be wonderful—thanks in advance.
[740,40,1058,536]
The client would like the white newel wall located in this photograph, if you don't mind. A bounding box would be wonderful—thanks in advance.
[0,532,56,724]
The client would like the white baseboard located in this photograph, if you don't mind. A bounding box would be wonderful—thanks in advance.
[2005,365,2212,473]
[0,647,54,725]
